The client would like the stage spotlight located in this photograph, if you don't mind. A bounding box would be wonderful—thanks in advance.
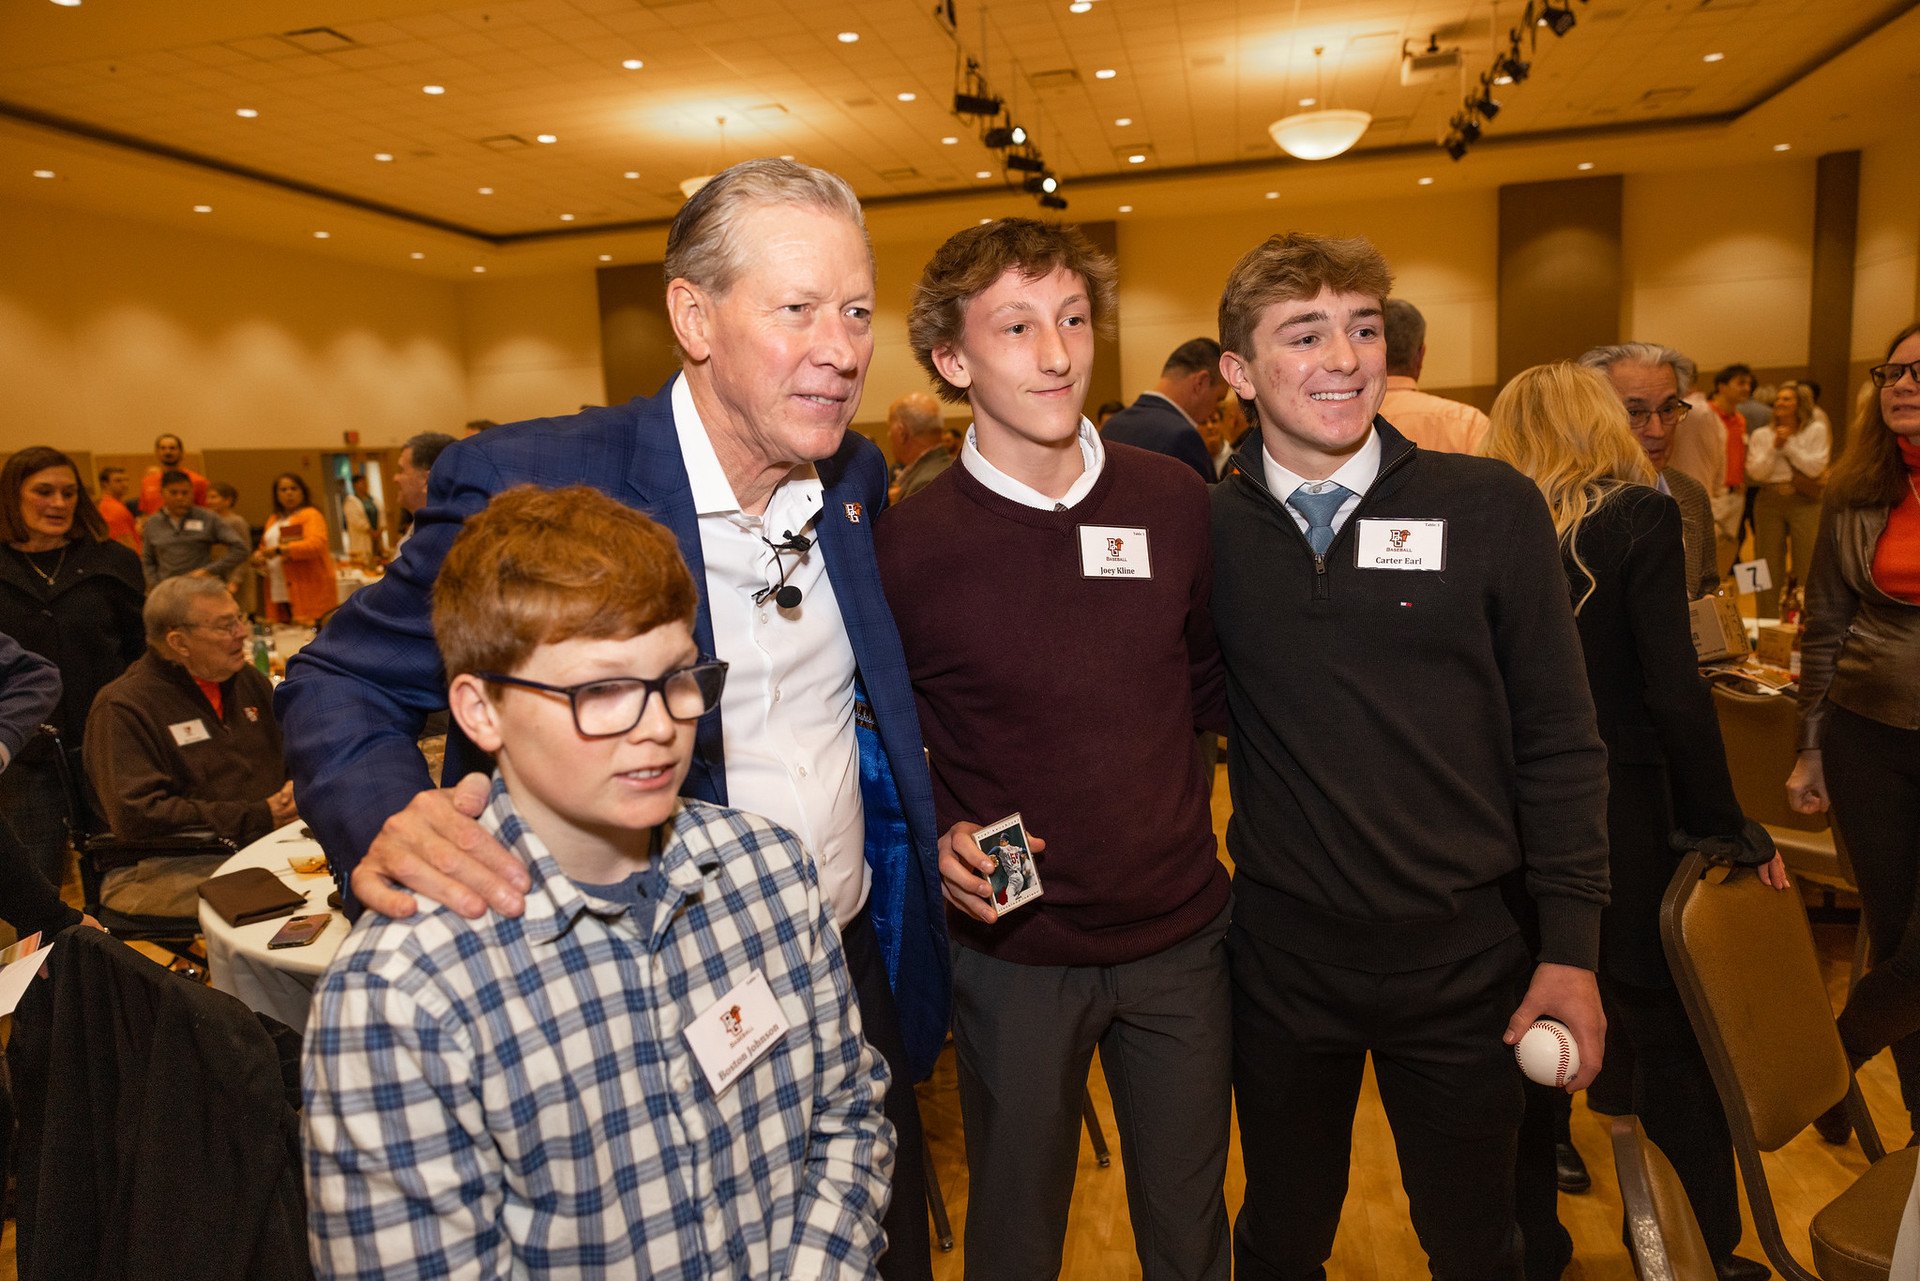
[1022,173,1060,194]
[1039,193,1068,210]
[1538,3,1576,36]
[1470,93,1501,119]
[1499,53,1531,83]
[983,123,1029,148]
[1445,136,1469,161]
[1457,116,1482,143]
[1004,152,1045,173]
[953,92,1002,117]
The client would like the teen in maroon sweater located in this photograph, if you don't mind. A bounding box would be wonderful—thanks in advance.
[875,220,1231,1281]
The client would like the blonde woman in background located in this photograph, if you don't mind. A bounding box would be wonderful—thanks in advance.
[1485,362,1782,1281]
[1745,380,1830,614]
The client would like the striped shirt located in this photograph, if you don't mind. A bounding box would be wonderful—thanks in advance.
[303,778,894,1280]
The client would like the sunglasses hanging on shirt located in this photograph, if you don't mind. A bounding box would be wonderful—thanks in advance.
[753,532,813,608]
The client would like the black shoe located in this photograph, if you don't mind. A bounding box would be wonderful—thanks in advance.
[1713,1255,1770,1281]
[1554,1141,1591,1194]
[1812,1100,1852,1145]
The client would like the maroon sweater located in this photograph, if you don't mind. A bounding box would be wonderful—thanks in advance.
[875,443,1228,967]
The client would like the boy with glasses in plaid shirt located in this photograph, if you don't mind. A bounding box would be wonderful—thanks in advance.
[303,484,894,1280]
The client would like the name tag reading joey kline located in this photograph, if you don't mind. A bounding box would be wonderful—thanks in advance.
[1077,525,1153,579]
[684,970,791,1096]
[168,718,211,746]
[1354,519,1447,571]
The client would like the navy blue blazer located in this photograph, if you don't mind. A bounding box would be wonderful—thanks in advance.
[1100,394,1216,485]
[277,378,951,1078]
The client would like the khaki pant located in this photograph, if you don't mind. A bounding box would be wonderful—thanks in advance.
[101,853,230,919]
[1750,484,1821,616]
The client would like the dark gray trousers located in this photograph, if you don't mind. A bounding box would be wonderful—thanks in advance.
[951,902,1232,1281]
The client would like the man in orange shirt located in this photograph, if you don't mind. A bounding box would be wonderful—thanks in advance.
[139,433,208,514]
[1378,299,1491,454]
[96,466,141,551]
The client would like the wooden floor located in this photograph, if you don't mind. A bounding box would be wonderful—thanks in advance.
[1,768,1900,1281]
[916,767,1907,1281]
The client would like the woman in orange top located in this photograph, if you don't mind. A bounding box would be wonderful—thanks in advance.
[1789,320,1920,1141]
[252,473,338,625]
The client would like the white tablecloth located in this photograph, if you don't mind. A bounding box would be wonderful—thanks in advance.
[199,825,349,1033]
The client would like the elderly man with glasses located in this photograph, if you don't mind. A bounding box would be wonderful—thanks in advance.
[1579,342,1726,598]
[83,574,296,918]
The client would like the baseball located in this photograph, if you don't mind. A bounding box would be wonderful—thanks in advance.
[1515,1018,1580,1087]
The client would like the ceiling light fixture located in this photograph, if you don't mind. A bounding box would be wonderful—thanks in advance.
[837,31,859,43]
[193,203,212,212]
[235,108,259,118]
[1115,116,1132,126]
[1577,161,1595,170]
[1498,53,1531,83]
[1023,173,1060,193]
[423,84,445,95]
[623,171,639,179]
[1417,176,1434,185]
[1702,51,1724,63]
[940,135,959,145]
[983,122,1029,148]
[472,266,486,273]
[51,0,83,7]
[1094,69,1117,80]
[1773,142,1792,151]
[1298,97,1317,107]
[410,252,425,259]
[536,133,557,144]
[1265,191,1279,199]
[32,169,55,179]
[599,254,613,262]
[1118,204,1133,212]
[622,58,645,70]
[559,213,575,221]
[478,186,494,194]
[313,231,330,239]
[1004,151,1044,173]
[1070,1,1092,11]
[1469,91,1501,119]
[680,116,728,200]
[1269,47,1370,161]
[1039,193,1068,210]
[975,170,992,179]
[1127,152,1146,164]
[374,152,393,162]
[953,91,1002,116]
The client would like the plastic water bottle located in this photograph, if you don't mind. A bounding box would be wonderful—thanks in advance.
[252,624,272,676]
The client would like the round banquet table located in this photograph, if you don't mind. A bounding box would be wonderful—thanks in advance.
[199,824,350,1034]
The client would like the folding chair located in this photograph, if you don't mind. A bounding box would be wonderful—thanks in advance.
[1661,853,1914,1280]
[1610,1115,1717,1281]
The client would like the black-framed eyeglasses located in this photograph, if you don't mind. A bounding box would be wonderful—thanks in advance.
[1869,361,1920,389]
[1625,398,1688,430]
[477,660,729,738]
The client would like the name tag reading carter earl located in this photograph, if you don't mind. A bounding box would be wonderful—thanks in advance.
[1355,519,1447,571]
[1077,525,1152,579]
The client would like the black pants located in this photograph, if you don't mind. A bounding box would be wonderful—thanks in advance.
[1824,705,1920,1117]
[1230,926,1531,1281]
[841,906,934,1281]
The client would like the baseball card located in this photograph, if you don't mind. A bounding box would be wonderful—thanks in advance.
[976,812,1043,917]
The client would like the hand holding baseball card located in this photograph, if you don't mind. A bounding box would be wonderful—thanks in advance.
[975,813,1043,917]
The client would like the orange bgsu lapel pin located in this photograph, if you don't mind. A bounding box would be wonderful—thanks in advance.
[844,502,863,524]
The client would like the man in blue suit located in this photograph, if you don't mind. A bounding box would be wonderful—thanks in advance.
[1099,337,1229,484]
[277,158,945,1280]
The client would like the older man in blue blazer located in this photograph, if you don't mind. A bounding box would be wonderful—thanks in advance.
[277,158,945,1280]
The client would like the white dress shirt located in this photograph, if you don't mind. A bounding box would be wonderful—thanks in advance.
[672,376,868,927]
[959,419,1105,511]
[1745,420,1831,485]
[1261,427,1384,541]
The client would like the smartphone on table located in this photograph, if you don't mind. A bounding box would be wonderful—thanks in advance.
[267,913,332,950]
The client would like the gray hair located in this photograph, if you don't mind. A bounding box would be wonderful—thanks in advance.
[145,575,234,649]
[888,392,944,440]
[402,431,456,472]
[1384,299,1427,376]
[664,158,869,296]
[1576,342,1698,397]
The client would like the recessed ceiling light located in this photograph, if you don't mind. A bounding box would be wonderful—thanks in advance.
[1069,0,1092,11]
[897,92,917,102]
[621,58,645,70]
[598,254,613,262]
[779,154,794,160]
[536,134,557,144]
[1298,97,1317,107]
[1115,116,1132,127]
[1264,191,1279,199]
[1703,51,1725,63]
[1095,69,1117,80]
[837,31,859,43]
[235,108,258,118]
[31,169,55,179]
[313,231,330,239]
[1417,177,1434,186]
[51,0,83,7]
[192,203,212,212]
[559,213,575,221]
[1128,153,1146,164]
[623,171,640,179]
[1118,204,1133,212]
[422,84,445,95]
[409,252,424,260]
[374,152,393,162]
[979,218,992,225]
[478,186,494,194]
[976,169,992,178]
[472,265,486,273]
[1577,161,1595,170]
[941,136,958,145]
[1773,142,1791,151]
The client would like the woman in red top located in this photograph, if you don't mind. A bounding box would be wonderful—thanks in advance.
[1790,320,1920,1139]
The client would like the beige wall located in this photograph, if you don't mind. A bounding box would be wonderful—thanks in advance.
[461,270,606,424]
[1852,138,1920,362]
[0,199,468,457]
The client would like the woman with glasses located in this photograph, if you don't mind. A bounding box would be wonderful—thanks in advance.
[1745,380,1830,615]
[251,472,338,626]
[1789,321,1920,1143]
[1485,363,1784,1281]
[0,446,147,885]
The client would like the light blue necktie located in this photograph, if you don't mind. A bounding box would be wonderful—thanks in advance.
[1289,483,1353,556]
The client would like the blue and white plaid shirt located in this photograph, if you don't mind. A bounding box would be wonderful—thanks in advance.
[303,778,895,1280]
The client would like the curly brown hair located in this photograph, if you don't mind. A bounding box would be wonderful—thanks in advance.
[1218,232,1394,361]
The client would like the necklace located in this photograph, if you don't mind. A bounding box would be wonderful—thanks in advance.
[15,544,67,588]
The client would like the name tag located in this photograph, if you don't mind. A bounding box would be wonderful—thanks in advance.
[1355,519,1447,571]
[168,719,210,746]
[183,519,205,532]
[684,970,790,1095]
[1077,525,1153,579]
